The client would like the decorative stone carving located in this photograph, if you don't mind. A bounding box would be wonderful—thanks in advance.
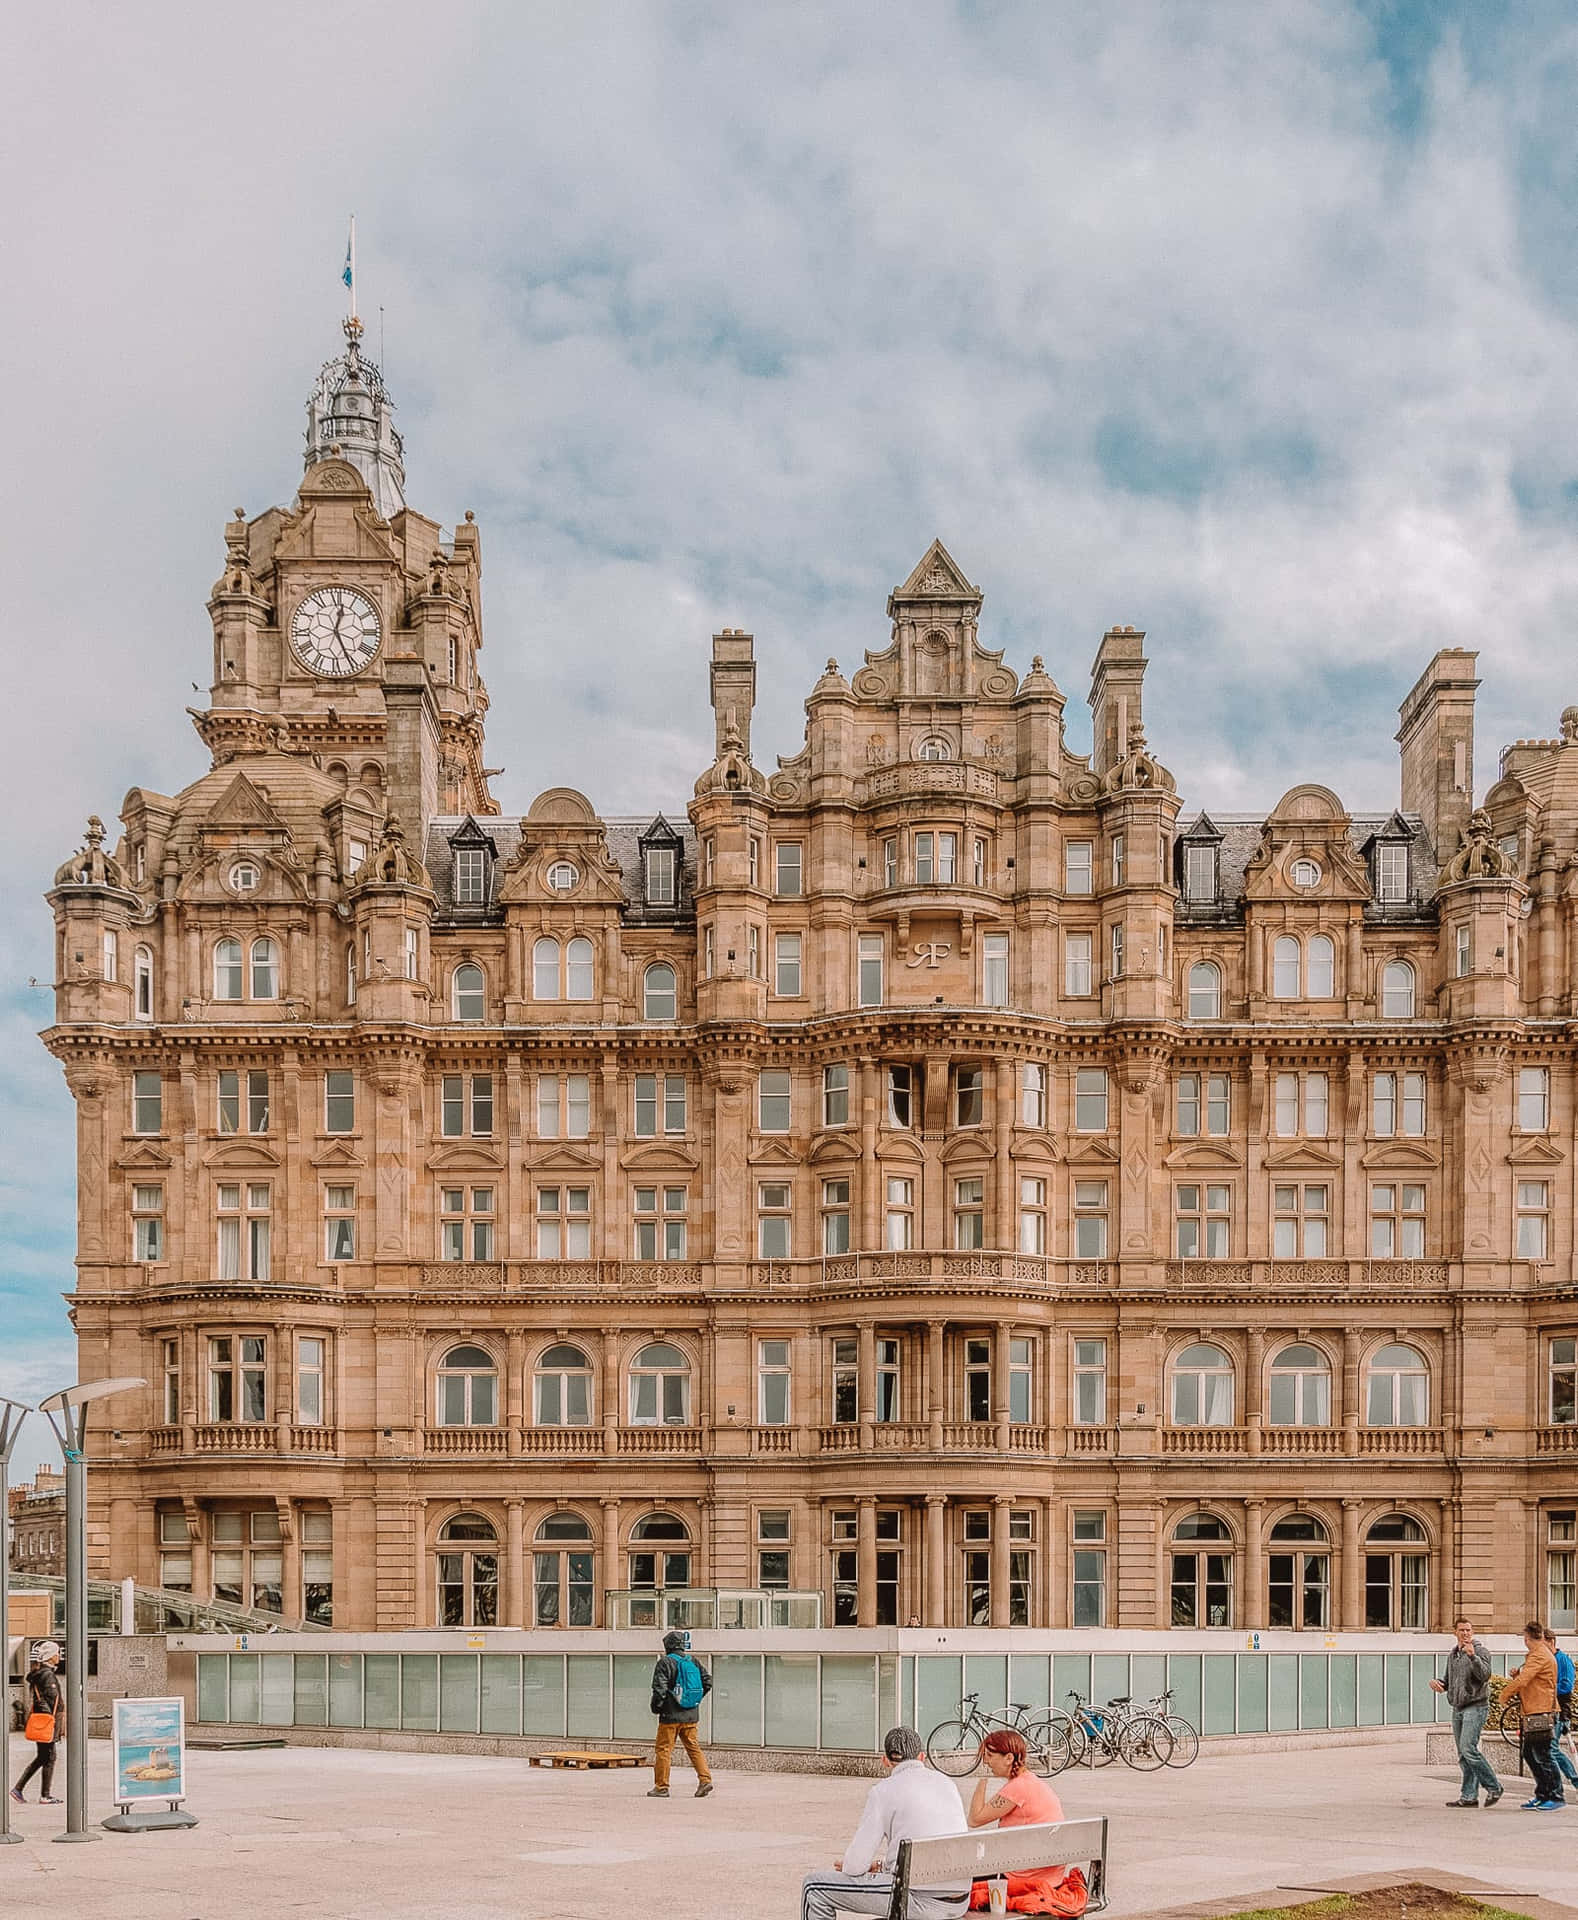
[1441,809,1518,883]
[54,816,128,889]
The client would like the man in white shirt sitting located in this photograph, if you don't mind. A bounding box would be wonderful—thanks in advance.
[800,1726,971,1920]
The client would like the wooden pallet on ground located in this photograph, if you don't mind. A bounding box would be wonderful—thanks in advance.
[528,1749,642,1771]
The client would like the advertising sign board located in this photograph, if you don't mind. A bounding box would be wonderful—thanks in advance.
[111,1696,186,1804]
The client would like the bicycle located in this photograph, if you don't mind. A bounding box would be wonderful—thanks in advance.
[1144,1686,1201,1767]
[926,1692,1072,1777]
[1054,1690,1173,1770]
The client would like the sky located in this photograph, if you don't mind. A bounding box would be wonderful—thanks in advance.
[3,1,1578,1480]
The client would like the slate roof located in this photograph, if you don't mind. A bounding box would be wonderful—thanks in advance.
[1175,812,1439,921]
[422,814,699,919]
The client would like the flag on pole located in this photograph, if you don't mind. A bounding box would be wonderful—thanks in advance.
[342,233,353,290]
[342,216,356,321]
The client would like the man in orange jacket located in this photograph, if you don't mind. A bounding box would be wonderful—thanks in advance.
[1501,1620,1564,1809]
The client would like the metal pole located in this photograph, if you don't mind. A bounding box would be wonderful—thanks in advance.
[0,1398,33,1845]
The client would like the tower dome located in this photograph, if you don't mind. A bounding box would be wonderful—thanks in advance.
[303,316,406,519]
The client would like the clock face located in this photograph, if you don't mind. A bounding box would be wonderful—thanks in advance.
[290,586,382,678]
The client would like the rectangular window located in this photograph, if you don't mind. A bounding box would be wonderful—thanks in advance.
[453,847,486,904]
[217,1069,269,1134]
[1022,1062,1047,1128]
[1111,834,1125,887]
[982,932,1009,1007]
[208,1335,267,1424]
[858,935,884,1007]
[965,1337,991,1420]
[757,1339,791,1424]
[1176,1073,1201,1137]
[1519,1066,1550,1132]
[703,838,714,886]
[747,924,761,978]
[663,1074,686,1133]
[887,1064,916,1129]
[822,1064,849,1128]
[324,1185,356,1261]
[883,838,898,889]
[441,1186,496,1262]
[633,1186,688,1261]
[973,837,988,887]
[703,925,714,979]
[885,1176,914,1250]
[1549,1511,1577,1631]
[1376,841,1409,902]
[832,1340,858,1424]
[324,1071,355,1134]
[758,1182,792,1258]
[1552,1338,1577,1425]
[1184,843,1217,903]
[1073,1343,1107,1424]
[161,1338,180,1426]
[1175,1183,1230,1258]
[645,846,676,905]
[132,1184,164,1262]
[1455,925,1472,977]
[1369,1182,1426,1258]
[1306,1071,1329,1136]
[937,832,958,884]
[1064,932,1093,997]
[774,843,803,897]
[537,1074,562,1139]
[1008,1339,1033,1423]
[1075,1067,1108,1132]
[1517,1180,1550,1260]
[748,838,761,888]
[404,925,419,980]
[1073,1183,1108,1260]
[442,1073,494,1137]
[758,1069,792,1133]
[954,1178,985,1250]
[875,1338,901,1422]
[774,932,802,997]
[1273,1183,1329,1258]
[1109,923,1125,979]
[1401,1072,1425,1136]
[133,1071,162,1135]
[296,1336,325,1426]
[1372,1072,1396,1137]
[954,1066,984,1128]
[536,1186,590,1259]
[1065,841,1093,895]
[216,1183,271,1282]
[1019,1177,1047,1255]
[1176,1070,1229,1135]
[914,833,935,885]
[822,1178,851,1254]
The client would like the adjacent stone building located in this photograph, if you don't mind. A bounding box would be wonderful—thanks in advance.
[41,320,1578,1637]
[7,1470,66,1579]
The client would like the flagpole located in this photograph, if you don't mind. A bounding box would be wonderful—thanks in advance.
[349,213,357,323]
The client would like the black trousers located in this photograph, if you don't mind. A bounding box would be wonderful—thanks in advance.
[1523,1725,1564,1802]
[15,1740,57,1796]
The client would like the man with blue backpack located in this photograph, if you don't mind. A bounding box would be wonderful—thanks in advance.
[648,1630,714,1798]
[1544,1626,1578,1791]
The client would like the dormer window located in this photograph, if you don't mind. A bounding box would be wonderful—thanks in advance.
[1375,843,1408,903]
[454,849,486,903]
[346,840,368,878]
[646,846,675,905]
[1183,844,1217,903]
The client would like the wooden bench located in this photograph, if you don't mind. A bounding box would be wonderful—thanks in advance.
[888,1817,1108,1918]
[528,1749,641,1771]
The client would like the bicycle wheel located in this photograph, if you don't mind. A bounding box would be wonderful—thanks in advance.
[926,1719,982,1776]
[1120,1714,1174,1770]
[1161,1715,1200,1767]
[1025,1714,1076,1776]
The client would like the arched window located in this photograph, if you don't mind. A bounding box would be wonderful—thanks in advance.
[1365,1343,1428,1427]
[102,930,118,983]
[1171,1343,1234,1427]
[134,945,154,1020]
[629,1511,692,1591]
[1306,934,1335,998]
[643,963,677,1022]
[917,736,951,762]
[534,1343,593,1427]
[250,937,279,1000]
[435,1344,497,1427]
[533,1512,594,1626]
[436,1511,498,1626]
[1365,1514,1428,1629]
[214,937,243,1000]
[1170,1512,1233,1627]
[1272,936,1300,999]
[452,963,485,1023]
[566,936,595,1002]
[1187,961,1221,1019]
[533,937,559,1000]
[1268,1344,1331,1427]
[1268,1514,1330,1629]
[629,1342,690,1425]
[1381,960,1415,1019]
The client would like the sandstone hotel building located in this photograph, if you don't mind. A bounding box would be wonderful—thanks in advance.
[42,319,1578,1640]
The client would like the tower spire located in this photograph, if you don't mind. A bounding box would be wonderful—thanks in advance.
[304,223,405,519]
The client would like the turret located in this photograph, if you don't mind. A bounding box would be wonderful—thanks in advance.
[48,818,141,1026]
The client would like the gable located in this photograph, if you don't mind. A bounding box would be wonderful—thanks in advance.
[747,1137,802,1169]
[1507,1137,1566,1166]
[525,1143,602,1174]
[115,1141,173,1172]
[1263,1142,1344,1172]
[892,538,978,602]
[202,773,287,832]
[310,1141,367,1171]
[1066,1137,1120,1165]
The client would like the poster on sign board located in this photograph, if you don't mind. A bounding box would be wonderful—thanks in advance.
[111,1695,187,1803]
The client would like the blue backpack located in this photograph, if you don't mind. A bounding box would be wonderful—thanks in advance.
[671,1654,706,1709]
[1556,1647,1575,1698]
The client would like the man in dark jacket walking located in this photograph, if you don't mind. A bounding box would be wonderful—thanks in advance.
[648,1630,713,1799]
[1430,1615,1501,1807]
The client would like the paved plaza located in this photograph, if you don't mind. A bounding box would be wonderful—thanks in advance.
[2,1733,1575,1919]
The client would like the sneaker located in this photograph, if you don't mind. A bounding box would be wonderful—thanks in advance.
[1521,1797,1545,1809]
[1485,1790,1503,1805]
[646,1787,668,1798]
[1445,1798,1479,1807]
[1537,1799,1567,1809]
[38,1796,61,1806]
[8,1788,23,1805]
[695,1782,713,1798]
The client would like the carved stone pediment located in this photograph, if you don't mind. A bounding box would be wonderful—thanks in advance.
[621,1141,702,1172]
[1359,1140,1441,1170]
[1166,1141,1246,1170]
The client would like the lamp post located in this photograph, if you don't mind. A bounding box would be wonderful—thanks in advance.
[0,1395,35,1845]
[38,1378,144,1844]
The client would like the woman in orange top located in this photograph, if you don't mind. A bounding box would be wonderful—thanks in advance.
[965,1729,1087,1915]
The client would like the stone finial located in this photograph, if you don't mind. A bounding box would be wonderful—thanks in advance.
[54,816,127,889]
[1442,807,1517,883]
[1562,705,1578,745]
[354,812,432,892]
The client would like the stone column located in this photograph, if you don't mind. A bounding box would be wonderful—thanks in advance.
[927,1320,946,1449]
[182,1498,209,1601]
[1243,1498,1265,1631]
[1245,1328,1264,1458]
[602,1330,621,1454]
[993,1059,1015,1245]
[859,1057,880,1250]
[1435,1500,1454,1636]
[991,1493,1013,1628]
[280,1500,301,1622]
[1041,1497,1060,1628]
[925,1495,947,1627]
[507,1330,526,1456]
[1340,1499,1362,1629]
[601,1500,621,1625]
[506,1500,526,1627]
[857,1496,878,1629]
[993,1320,1013,1454]
[858,1321,876,1450]
[1341,1327,1361,1456]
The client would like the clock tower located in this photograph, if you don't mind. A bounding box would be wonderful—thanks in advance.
[196,317,498,832]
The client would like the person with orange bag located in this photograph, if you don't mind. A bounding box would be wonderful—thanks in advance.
[9,1640,63,1806]
[965,1729,1087,1915]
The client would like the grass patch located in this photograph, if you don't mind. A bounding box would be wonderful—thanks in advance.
[1217,1888,1542,1920]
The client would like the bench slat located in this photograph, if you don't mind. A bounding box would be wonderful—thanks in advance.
[898,1816,1105,1883]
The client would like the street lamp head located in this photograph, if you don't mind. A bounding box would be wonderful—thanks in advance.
[39,1378,146,1413]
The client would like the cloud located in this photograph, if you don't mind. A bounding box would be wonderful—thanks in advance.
[5,1,1578,1394]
